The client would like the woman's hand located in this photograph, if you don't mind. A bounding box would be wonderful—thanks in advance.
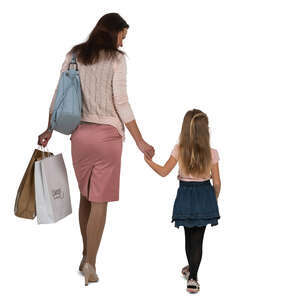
[38,129,52,147]
[137,139,155,159]
[124,120,155,159]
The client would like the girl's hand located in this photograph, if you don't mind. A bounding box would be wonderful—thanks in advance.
[38,129,52,147]
[137,139,155,159]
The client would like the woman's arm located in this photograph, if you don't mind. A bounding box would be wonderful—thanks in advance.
[112,54,135,124]
[49,52,72,115]
[125,120,142,142]
[38,52,71,146]
[113,54,154,158]
[38,113,53,146]
[144,155,177,177]
[211,163,221,199]
[125,120,154,158]
[47,113,52,131]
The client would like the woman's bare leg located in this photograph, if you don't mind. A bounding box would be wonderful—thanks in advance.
[86,202,108,270]
[79,193,91,256]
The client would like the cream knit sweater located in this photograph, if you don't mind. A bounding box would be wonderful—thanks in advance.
[49,51,135,140]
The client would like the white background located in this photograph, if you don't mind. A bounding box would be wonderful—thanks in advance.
[1,0,299,299]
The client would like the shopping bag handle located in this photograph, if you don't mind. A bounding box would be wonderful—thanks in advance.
[37,145,51,159]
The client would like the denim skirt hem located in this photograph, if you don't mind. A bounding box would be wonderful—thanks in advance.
[172,218,219,228]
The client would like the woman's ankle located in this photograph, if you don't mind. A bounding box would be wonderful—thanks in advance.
[86,259,96,269]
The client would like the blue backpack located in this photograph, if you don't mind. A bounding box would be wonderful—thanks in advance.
[50,52,82,135]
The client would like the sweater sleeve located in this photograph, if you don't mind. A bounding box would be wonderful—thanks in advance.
[112,54,135,123]
[49,52,72,114]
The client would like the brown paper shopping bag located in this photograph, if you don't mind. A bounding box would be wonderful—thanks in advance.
[14,148,53,219]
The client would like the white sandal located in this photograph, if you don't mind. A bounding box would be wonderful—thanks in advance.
[186,278,200,293]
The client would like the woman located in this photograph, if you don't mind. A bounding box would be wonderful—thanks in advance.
[37,13,155,286]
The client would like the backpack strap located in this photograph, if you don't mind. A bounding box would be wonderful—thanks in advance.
[68,52,78,71]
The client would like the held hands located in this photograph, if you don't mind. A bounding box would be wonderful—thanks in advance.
[136,139,155,160]
[38,129,52,147]
[144,154,152,164]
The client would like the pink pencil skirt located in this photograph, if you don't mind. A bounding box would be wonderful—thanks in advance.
[70,123,123,203]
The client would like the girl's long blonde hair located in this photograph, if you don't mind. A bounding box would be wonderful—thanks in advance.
[178,109,212,177]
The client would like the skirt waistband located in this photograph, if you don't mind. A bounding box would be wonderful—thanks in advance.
[179,180,211,187]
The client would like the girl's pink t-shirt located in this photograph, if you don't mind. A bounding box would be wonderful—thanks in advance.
[171,144,220,182]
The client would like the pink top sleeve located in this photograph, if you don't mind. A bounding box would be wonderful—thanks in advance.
[49,52,72,114]
[112,54,135,123]
[171,144,179,160]
[211,149,220,164]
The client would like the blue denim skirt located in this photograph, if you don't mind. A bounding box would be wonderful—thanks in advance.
[171,180,220,228]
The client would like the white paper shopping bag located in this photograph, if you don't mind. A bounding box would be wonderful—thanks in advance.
[34,153,72,224]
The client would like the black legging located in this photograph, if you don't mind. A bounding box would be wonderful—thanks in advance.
[184,226,206,280]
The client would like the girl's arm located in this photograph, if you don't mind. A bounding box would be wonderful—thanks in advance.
[144,155,177,177]
[211,163,221,199]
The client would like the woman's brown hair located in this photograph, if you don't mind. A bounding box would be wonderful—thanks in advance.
[178,109,212,177]
[70,13,129,65]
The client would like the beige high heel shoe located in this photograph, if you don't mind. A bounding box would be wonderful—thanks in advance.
[79,255,86,272]
[82,262,99,286]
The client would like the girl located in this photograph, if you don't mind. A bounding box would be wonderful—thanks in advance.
[144,109,221,293]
